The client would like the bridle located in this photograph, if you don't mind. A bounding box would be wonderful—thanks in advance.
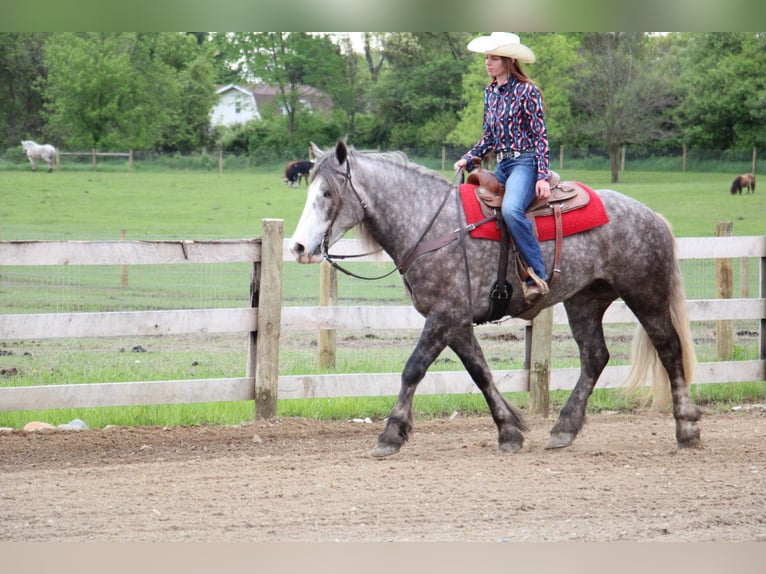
[319,159,488,281]
[319,159,399,281]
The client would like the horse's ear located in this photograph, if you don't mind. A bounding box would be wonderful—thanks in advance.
[335,139,348,165]
[310,142,323,159]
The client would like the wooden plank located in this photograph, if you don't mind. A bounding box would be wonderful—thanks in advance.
[279,299,765,333]
[282,236,766,263]
[282,238,392,263]
[528,306,553,416]
[556,299,766,326]
[277,360,765,400]
[277,370,530,399]
[0,361,762,411]
[254,219,283,419]
[281,305,427,331]
[0,239,261,266]
[318,261,338,369]
[0,378,254,411]
[676,236,766,259]
[0,308,258,339]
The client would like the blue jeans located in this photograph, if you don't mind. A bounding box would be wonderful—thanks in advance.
[495,154,549,283]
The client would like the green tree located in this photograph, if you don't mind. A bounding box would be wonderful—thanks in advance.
[570,33,678,183]
[150,33,217,151]
[222,32,347,147]
[676,32,766,150]
[370,32,472,148]
[0,33,50,149]
[43,32,215,151]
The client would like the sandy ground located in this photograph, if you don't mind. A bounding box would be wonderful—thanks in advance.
[1,406,765,542]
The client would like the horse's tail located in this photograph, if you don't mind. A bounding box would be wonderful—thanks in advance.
[624,215,696,409]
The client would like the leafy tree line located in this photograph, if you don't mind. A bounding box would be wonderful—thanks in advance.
[2,32,765,181]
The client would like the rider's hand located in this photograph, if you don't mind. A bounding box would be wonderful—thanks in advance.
[536,179,551,200]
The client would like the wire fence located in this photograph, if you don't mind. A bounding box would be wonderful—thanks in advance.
[1,145,764,174]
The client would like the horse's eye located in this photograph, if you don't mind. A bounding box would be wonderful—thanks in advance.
[323,190,331,199]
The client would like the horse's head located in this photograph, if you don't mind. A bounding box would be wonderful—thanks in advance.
[290,140,367,264]
[21,140,31,155]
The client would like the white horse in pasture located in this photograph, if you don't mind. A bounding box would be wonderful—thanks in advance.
[21,140,57,173]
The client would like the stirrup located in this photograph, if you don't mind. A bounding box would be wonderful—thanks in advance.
[523,269,549,303]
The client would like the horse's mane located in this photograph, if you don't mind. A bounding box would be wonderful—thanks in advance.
[350,147,449,185]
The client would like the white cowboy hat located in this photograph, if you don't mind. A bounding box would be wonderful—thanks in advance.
[466,32,536,63]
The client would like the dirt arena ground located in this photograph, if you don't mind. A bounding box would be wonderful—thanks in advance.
[1,407,765,542]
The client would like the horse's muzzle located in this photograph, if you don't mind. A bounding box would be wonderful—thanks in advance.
[290,242,322,264]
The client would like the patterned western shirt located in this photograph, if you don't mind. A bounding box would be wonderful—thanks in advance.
[463,77,551,181]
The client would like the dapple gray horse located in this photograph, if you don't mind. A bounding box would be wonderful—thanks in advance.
[21,140,57,173]
[290,141,700,458]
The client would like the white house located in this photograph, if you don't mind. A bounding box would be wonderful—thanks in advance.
[210,83,333,128]
[210,84,261,127]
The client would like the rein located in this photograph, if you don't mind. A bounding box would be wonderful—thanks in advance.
[321,161,488,281]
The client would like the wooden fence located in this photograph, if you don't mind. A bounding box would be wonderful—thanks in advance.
[56,150,133,173]
[0,219,284,418]
[0,230,764,419]
[275,235,766,405]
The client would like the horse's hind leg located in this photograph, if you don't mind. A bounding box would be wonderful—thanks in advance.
[547,290,614,449]
[450,330,527,453]
[628,305,701,447]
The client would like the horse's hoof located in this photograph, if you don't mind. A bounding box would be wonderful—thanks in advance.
[498,440,523,454]
[371,443,400,459]
[677,437,700,449]
[676,424,700,448]
[676,421,701,448]
[546,432,575,449]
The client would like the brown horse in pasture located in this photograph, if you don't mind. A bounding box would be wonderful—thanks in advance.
[730,173,756,194]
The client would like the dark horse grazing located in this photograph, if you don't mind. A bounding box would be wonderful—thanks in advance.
[290,141,700,457]
[730,173,756,194]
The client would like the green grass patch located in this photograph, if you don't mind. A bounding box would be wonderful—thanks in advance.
[1,163,765,428]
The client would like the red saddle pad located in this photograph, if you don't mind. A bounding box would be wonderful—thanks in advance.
[459,182,610,242]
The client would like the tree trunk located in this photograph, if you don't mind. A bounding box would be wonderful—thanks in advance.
[609,143,620,183]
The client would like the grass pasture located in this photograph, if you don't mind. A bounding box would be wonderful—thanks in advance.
[1,163,765,428]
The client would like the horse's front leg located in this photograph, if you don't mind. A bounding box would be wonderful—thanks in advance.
[372,315,451,458]
[450,329,527,453]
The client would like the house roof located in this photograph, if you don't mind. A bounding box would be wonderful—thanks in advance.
[216,83,332,113]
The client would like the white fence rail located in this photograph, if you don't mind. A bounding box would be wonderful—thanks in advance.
[0,221,284,417]
[0,233,764,416]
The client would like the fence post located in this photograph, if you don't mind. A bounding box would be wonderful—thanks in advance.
[120,229,128,287]
[528,306,553,417]
[760,249,766,368]
[753,147,757,175]
[250,218,284,420]
[128,149,133,175]
[715,221,734,361]
[318,260,337,369]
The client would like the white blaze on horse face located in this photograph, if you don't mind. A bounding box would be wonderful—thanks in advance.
[291,176,333,264]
